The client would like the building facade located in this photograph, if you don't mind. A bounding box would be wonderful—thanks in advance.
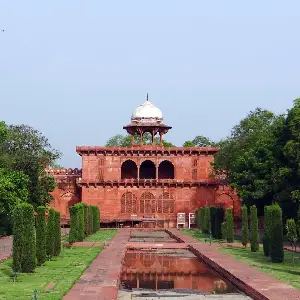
[48,96,240,227]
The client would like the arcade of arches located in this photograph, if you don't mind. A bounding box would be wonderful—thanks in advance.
[121,160,175,180]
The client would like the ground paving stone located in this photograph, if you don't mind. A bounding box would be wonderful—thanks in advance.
[63,229,130,300]
[167,229,300,300]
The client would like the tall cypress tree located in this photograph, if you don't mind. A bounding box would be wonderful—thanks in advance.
[21,203,36,273]
[69,205,78,243]
[46,208,56,259]
[54,211,61,256]
[263,205,272,256]
[241,205,249,247]
[36,206,47,265]
[250,205,259,252]
[12,204,23,273]
[226,208,234,243]
[270,204,284,263]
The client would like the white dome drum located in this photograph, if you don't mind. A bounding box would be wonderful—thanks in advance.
[131,95,163,124]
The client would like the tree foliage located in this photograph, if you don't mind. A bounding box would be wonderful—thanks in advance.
[46,208,56,259]
[263,205,272,256]
[183,136,215,147]
[106,133,175,147]
[270,204,284,263]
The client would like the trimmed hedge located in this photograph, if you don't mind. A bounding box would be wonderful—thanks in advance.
[241,205,248,247]
[12,204,23,273]
[225,208,234,243]
[12,203,36,273]
[270,204,284,263]
[54,211,61,256]
[263,205,272,256]
[199,207,205,231]
[221,221,227,240]
[210,207,217,238]
[36,206,47,265]
[203,207,211,234]
[250,205,259,252]
[46,208,56,259]
[215,207,224,239]
[69,203,98,243]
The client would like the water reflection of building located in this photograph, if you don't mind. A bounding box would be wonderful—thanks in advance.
[120,250,234,293]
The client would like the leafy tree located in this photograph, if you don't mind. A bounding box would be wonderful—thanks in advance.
[270,204,284,263]
[221,221,227,240]
[203,207,211,234]
[183,141,195,147]
[250,205,259,252]
[214,207,224,239]
[286,218,298,267]
[106,133,174,147]
[3,124,60,208]
[241,205,249,247]
[225,208,234,243]
[69,205,79,244]
[192,135,215,147]
[213,108,280,215]
[263,205,272,256]
[199,207,205,231]
[12,204,23,272]
[36,206,47,265]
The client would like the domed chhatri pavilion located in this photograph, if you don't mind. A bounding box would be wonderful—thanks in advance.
[47,95,240,227]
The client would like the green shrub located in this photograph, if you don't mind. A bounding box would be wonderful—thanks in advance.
[210,207,217,238]
[77,203,85,241]
[83,203,89,237]
[93,206,100,232]
[215,207,224,239]
[69,205,79,243]
[21,203,36,272]
[203,207,211,234]
[12,205,23,273]
[263,205,272,256]
[270,204,284,263]
[46,208,56,259]
[36,206,47,265]
[286,218,298,267]
[199,207,205,231]
[221,221,227,240]
[225,208,234,243]
[195,209,199,227]
[54,211,61,256]
[241,205,248,247]
[250,205,259,252]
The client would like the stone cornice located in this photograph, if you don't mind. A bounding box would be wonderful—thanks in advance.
[76,146,219,156]
[76,178,219,188]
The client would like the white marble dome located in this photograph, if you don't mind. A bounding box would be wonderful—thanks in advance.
[131,96,163,123]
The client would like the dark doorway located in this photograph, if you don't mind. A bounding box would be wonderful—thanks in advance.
[158,161,174,179]
[121,160,138,179]
[140,160,156,179]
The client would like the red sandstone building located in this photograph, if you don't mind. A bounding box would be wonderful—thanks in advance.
[48,96,240,227]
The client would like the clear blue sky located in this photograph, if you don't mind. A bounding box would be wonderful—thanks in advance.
[1,1,299,167]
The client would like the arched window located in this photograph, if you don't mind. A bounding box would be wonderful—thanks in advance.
[121,192,138,213]
[140,192,156,214]
[158,160,175,179]
[157,192,174,214]
[121,160,138,179]
[140,160,156,179]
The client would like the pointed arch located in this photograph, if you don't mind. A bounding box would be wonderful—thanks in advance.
[140,160,156,179]
[158,160,174,179]
[121,160,138,179]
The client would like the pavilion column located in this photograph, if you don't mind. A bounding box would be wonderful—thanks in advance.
[159,132,163,146]
[152,130,155,145]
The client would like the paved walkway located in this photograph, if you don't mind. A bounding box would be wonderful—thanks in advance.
[63,229,130,300]
[167,229,300,300]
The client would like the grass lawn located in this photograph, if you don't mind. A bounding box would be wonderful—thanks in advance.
[84,229,118,242]
[0,246,102,300]
[220,246,300,289]
[180,229,241,244]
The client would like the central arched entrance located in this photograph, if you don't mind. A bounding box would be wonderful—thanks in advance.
[140,160,156,179]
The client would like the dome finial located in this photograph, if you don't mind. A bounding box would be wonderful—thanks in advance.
[146,93,149,102]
